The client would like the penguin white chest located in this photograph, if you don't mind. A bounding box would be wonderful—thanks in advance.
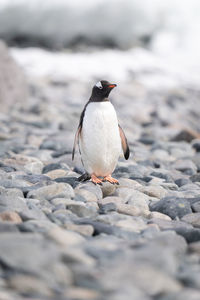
[80,102,122,176]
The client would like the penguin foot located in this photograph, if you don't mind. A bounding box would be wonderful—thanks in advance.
[103,175,119,185]
[91,174,103,185]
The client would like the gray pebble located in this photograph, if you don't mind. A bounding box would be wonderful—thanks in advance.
[150,196,192,219]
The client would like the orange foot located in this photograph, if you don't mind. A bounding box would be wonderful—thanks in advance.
[91,174,102,185]
[104,175,119,184]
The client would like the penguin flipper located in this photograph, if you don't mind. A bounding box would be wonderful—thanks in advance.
[72,126,81,160]
[119,124,130,160]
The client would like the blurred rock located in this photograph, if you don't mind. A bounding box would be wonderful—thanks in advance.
[0,211,22,224]
[0,40,27,113]
[171,129,200,143]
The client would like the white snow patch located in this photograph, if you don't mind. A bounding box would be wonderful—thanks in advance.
[10,47,200,91]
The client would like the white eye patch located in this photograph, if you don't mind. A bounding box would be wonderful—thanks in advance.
[95,81,103,89]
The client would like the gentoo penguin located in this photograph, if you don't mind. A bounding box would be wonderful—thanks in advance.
[72,80,129,184]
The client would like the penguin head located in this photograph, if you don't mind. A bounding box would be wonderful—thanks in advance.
[91,80,117,101]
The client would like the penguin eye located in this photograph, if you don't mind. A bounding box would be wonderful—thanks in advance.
[95,81,103,89]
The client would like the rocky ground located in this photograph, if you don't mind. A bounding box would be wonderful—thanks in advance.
[1,42,200,300]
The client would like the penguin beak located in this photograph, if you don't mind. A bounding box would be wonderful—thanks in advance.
[108,84,117,89]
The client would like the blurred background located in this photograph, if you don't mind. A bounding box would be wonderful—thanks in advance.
[1,0,200,168]
[0,0,200,164]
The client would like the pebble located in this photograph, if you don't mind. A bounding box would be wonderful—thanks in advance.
[116,217,148,233]
[115,187,150,203]
[117,204,144,217]
[66,202,98,218]
[0,211,22,223]
[100,181,117,197]
[181,213,200,228]
[47,226,85,247]
[139,185,168,199]
[27,182,74,200]
[148,211,172,221]
[64,223,94,236]
[75,182,103,200]
[150,196,192,219]
[75,188,97,202]
[24,161,43,174]
[98,196,127,205]
[45,169,68,179]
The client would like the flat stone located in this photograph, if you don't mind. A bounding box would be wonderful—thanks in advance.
[117,204,142,217]
[127,196,149,211]
[148,218,193,231]
[47,227,85,247]
[0,186,23,198]
[66,202,98,218]
[18,220,57,233]
[100,182,116,197]
[0,179,31,190]
[19,208,48,221]
[150,196,192,219]
[64,223,94,236]
[139,185,167,199]
[148,211,172,221]
[75,189,97,202]
[115,187,149,202]
[27,182,74,200]
[45,169,68,179]
[116,217,148,233]
[75,219,139,240]
[98,196,127,205]
[62,247,96,267]
[24,161,43,174]
[118,178,143,189]
[0,211,22,223]
[76,182,103,200]
[0,195,27,213]
[181,213,200,228]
